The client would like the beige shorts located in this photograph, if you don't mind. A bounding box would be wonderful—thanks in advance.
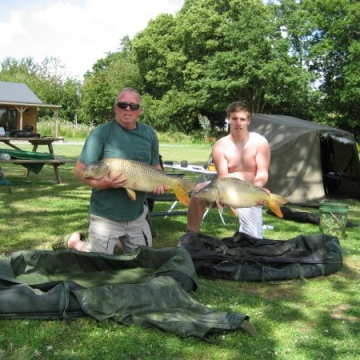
[86,206,152,255]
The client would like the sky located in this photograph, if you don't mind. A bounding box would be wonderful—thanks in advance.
[0,0,185,80]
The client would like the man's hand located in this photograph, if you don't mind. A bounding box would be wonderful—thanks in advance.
[111,172,128,188]
[97,170,128,190]
[152,184,168,195]
[256,188,270,206]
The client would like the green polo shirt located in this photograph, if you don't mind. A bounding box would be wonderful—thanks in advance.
[79,119,160,221]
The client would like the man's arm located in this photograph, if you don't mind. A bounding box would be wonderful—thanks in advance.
[149,163,167,194]
[211,141,229,178]
[253,137,270,188]
[73,160,127,190]
[151,164,163,171]
[74,161,97,188]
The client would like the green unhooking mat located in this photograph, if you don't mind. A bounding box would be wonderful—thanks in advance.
[0,148,54,174]
[178,231,343,281]
[0,246,254,339]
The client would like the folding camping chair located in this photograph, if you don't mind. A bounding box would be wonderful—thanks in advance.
[145,156,188,237]
[202,207,226,225]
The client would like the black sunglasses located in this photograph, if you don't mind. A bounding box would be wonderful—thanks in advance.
[116,102,141,110]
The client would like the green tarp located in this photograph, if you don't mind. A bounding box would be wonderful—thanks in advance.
[179,231,343,281]
[0,148,54,174]
[0,246,254,340]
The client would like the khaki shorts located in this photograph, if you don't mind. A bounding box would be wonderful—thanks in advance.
[86,206,152,255]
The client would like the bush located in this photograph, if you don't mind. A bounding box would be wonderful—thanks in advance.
[36,118,227,146]
[37,117,94,139]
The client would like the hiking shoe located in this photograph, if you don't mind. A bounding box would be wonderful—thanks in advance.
[52,232,85,250]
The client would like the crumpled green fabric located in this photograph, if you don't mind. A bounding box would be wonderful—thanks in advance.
[0,246,254,339]
[0,148,54,173]
[178,231,343,282]
[75,275,251,339]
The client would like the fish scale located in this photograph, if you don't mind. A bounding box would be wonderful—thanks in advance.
[195,177,288,217]
[82,158,196,206]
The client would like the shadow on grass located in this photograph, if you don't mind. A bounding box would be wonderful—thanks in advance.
[1,157,360,359]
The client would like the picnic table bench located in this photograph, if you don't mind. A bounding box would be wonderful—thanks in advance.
[0,137,75,184]
[0,158,75,184]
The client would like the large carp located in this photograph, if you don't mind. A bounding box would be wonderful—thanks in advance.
[82,158,195,206]
[194,177,288,218]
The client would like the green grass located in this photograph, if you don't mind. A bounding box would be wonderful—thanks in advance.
[0,142,359,360]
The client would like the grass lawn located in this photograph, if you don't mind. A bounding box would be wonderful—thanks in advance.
[0,141,359,360]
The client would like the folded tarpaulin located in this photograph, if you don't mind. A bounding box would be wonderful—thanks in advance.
[0,148,54,174]
[178,231,343,282]
[0,246,254,339]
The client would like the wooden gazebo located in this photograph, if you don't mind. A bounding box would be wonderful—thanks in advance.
[0,81,61,136]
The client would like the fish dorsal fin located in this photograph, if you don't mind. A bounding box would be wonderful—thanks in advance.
[126,189,137,201]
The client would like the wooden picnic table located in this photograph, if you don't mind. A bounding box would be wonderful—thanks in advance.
[0,137,75,184]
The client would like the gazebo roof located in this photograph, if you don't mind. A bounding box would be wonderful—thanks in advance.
[0,81,61,109]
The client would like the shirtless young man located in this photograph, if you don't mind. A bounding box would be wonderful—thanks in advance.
[187,101,270,238]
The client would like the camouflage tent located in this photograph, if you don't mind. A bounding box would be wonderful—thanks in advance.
[250,114,360,206]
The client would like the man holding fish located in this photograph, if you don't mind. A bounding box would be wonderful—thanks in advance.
[187,101,274,239]
[53,87,169,255]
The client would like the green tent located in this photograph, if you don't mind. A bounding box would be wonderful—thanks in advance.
[249,115,360,206]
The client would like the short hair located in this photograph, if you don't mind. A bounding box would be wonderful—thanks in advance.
[115,87,141,104]
[226,101,252,118]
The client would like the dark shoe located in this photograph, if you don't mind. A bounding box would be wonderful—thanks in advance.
[52,233,84,250]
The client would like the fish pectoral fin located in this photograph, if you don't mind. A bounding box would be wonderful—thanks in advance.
[126,189,137,201]
[229,206,237,216]
[216,200,224,213]
[174,186,190,206]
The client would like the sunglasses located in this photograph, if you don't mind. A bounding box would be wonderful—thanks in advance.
[116,102,141,110]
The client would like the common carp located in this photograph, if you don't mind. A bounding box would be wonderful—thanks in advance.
[194,177,288,218]
[82,158,196,206]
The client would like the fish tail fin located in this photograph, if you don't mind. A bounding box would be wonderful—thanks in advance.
[270,193,289,205]
[268,194,289,218]
[174,185,191,206]
[180,179,196,192]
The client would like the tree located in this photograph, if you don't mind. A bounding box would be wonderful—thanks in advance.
[132,14,186,98]
[131,0,314,131]
[79,37,142,124]
[301,0,360,137]
[0,56,81,121]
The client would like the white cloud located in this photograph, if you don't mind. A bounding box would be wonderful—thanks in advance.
[0,11,26,48]
[0,0,184,80]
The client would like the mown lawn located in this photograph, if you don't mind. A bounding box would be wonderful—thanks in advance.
[0,142,359,360]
